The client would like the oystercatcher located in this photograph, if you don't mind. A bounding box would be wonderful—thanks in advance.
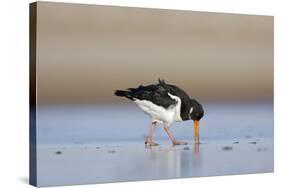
[114,79,204,146]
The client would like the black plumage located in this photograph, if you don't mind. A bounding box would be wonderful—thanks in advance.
[115,82,177,109]
[115,79,204,121]
[114,79,204,146]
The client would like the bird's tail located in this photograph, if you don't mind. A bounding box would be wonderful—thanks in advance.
[114,90,134,100]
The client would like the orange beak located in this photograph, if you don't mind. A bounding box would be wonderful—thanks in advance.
[194,120,200,144]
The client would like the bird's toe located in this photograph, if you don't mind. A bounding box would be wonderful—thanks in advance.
[145,141,159,147]
[173,141,188,145]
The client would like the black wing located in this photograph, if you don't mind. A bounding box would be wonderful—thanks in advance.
[115,84,177,109]
[157,79,190,102]
[157,79,192,120]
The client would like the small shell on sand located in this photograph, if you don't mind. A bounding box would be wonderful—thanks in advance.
[183,147,190,150]
[222,146,233,151]
[55,151,62,155]
[249,141,257,144]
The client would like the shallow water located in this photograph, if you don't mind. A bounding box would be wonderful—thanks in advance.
[36,103,273,186]
[37,102,273,144]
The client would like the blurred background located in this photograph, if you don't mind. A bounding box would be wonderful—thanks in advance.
[36,2,273,105]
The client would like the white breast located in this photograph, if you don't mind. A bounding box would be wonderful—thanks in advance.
[134,93,182,124]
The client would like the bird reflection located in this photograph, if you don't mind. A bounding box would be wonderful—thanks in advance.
[194,143,200,156]
[144,142,202,178]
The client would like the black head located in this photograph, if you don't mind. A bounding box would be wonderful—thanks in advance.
[189,99,204,121]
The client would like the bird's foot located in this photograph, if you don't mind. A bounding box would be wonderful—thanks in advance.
[173,140,188,145]
[145,139,159,146]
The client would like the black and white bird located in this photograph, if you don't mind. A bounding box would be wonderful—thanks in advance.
[114,79,204,146]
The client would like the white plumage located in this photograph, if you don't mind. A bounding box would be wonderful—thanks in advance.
[134,93,182,124]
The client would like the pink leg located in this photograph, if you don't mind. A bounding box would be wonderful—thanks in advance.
[163,122,187,145]
[145,121,159,146]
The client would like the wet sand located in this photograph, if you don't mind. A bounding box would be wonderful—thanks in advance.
[37,138,273,187]
[36,103,273,186]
